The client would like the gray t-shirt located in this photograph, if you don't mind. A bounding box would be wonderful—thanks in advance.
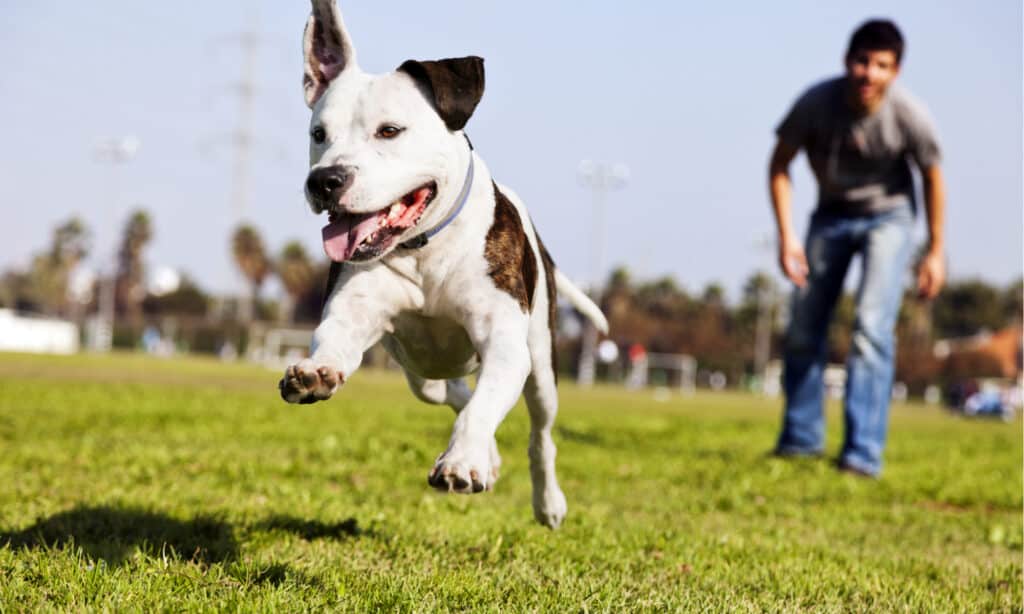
[776,76,941,214]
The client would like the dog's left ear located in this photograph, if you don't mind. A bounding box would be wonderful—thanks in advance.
[398,56,485,131]
[303,0,358,108]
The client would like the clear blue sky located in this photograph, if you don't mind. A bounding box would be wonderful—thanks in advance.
[1,1,1020,303]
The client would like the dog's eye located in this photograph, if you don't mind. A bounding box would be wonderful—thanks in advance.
[375,125,403,139]
[311,126,327,144]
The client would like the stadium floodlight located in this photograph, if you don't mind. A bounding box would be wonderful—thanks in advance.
[94,136,141,163]
[575,160,628,387]
[90,136,141,352]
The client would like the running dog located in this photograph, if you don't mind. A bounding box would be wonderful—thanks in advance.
[279,0,608,528]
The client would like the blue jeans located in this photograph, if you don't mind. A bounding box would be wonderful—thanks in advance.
[775,205,915,476]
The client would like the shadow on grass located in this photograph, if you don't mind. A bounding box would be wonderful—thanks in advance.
[556,425,605,446]
[255,515,370,540]
[226,561,324,589]
[0,505,236,565]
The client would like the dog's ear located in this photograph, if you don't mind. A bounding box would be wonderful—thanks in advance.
[398,56,485,131]
[303,0,357,108]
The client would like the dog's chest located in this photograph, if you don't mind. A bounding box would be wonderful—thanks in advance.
[384,311,478,379]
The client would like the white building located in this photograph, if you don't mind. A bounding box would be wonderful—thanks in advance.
[0,309,79,354]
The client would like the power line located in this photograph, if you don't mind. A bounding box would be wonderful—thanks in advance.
[229,29,259,222]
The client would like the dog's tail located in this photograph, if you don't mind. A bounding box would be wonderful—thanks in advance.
[554,269,609,334]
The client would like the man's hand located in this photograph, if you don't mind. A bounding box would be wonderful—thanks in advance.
[768,139,805,288]
[916,250,945,300]
[917,166,946,301]
[779,237,809,288]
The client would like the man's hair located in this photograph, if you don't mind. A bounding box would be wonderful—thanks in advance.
[846,19,904,64]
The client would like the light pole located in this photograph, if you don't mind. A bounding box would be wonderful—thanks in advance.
[752,233,779,392]
[754,282,775,384]
[90,136,140,352]
[575,160,629,386]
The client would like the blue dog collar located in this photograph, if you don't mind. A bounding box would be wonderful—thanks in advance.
[400,152,474,250]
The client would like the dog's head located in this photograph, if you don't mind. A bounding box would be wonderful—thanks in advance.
[302,0,485,263]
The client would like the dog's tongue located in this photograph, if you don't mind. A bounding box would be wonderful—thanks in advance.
[320,187,433,261]
[322,211,381,262]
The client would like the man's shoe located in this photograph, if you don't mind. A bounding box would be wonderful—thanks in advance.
[836,461,877,479]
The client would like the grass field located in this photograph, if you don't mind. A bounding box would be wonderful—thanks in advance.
[0,352,1020,612]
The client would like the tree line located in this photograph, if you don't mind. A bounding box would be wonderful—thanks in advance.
[0,214,336,355]
[598,265,1022,392]
[1,215,1019,390]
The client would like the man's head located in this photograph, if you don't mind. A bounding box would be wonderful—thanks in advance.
[843,19,904,113]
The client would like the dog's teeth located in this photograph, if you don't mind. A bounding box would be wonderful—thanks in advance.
[387,203,403,221]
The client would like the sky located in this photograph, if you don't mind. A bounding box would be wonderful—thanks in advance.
[1,1,1020,304]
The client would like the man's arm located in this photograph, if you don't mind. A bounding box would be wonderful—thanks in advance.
[916,165,946,299]
[769,138,808,287]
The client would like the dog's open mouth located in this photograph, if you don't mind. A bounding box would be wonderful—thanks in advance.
[322,182,436,262]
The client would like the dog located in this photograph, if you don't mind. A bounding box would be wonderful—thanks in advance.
[278,0,608,528]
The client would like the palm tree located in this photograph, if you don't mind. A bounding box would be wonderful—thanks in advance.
[28,217,91,316]
[276,241,315,324]
[116,209,153,321]
[231,224,271,322]
[53,218,91,268]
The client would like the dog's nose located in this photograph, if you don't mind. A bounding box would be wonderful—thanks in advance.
[306,166,352,202]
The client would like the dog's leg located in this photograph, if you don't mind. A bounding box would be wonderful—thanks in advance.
[403,371,471,409]
[427,312,529,494]
[279,319,370,404]
[523,339,568,529]
[523,378,566,528]
[280,267,408,404]
[404,371,502,482]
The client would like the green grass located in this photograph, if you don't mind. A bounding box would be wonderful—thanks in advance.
[0,352,1020,612]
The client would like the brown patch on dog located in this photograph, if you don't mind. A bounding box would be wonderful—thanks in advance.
[536,236,559,382]
[485,184,536,313]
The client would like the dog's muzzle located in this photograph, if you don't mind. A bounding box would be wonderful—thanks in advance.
[306,166,353,211]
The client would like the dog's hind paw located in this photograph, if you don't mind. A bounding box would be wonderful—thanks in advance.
[279,359,344,404]
[532,487,567,529]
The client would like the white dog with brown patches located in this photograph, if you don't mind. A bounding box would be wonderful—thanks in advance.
[279,0,608,528]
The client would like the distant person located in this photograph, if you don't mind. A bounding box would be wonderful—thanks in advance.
[768,19,946,477]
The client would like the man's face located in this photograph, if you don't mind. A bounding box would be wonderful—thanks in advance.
[844,49,900,111]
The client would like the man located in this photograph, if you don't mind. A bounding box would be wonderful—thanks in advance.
[768,19,945,477]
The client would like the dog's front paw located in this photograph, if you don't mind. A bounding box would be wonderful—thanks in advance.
[428,440,495,494]
[279,359,344,404]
